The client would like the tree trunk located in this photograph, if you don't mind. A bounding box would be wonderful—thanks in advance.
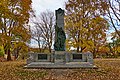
[49,47,51,53]
[7,49,12,61]
[80,47,86,52]
[38,41,41,52]
[5,49,7,54]
[48,44,51,53]
[15,48,19,60]
[92,48,96,58]
[77,47,79,52]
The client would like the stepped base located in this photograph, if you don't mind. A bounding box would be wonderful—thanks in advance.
[24,62,97,69]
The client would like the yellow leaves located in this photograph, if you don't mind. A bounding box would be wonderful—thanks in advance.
[66,39,72,51]
[116,47,120,53]
[90,16,108,30]
[87,40,94,48]
[79,40,95,50]
[12,26,31,42]
[68,38,95,51]
[0,0,32,60]
[0,46,5,56]
[12,41,29,53]
[81,27,88,33]
[65,16,108,52]
[99,46,110,53]
[1,34,11,44]
[1,59,120,79]
[65,0,109,52]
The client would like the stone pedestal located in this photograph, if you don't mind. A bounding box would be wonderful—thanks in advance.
[54,51,66,64]
[86,52,93,64]
[27,53,37,64]
[25,52,96,69]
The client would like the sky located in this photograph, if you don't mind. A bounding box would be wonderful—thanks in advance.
[32,0,67,15]
[30,0,67,47]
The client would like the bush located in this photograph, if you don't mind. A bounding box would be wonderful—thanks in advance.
[0,46,5,57]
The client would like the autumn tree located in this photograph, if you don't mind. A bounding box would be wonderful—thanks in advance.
[88,17,109,56]
[108,31,120,56]
[32,10,55,53]
[65,0,109,56]
[0,0,32,60]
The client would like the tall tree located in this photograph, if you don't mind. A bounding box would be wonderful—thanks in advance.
[89,16,109,56]
[32,10,55,53]
[65,0,109,56]
[109,31,120,55]
[0,0,32,60]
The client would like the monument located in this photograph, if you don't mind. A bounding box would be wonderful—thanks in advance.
[54,8,66,51]
[53,8,66,64]
[25,8,97,69]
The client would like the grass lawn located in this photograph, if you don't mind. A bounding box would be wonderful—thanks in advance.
[0,59,120,80]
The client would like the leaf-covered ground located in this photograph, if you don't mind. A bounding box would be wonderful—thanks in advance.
[0,59,120,80]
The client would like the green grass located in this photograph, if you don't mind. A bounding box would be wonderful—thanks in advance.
[0,59,120,80]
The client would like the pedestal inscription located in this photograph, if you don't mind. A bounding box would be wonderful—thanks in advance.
[38,54,47,60]
[54,51,65,64]
[73,54,82,60]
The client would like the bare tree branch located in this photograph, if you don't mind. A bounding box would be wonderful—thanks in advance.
[31,10,55,53]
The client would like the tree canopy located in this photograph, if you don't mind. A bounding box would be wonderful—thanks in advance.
[0,0,32,60]
[65,0,109,55]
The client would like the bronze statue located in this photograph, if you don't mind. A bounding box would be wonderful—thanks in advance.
[54,25,66,51]
[54,8,66,51]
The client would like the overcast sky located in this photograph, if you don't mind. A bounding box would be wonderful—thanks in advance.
[32,0,67,15]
